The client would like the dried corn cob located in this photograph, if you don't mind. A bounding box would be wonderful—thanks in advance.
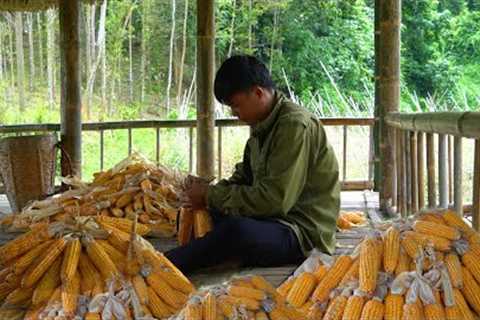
[132,275,149,305]
[461,250,480,284]
[255,311,269,320]
[22,237,67,288]
[12,240,53,275]
[401,233,422,259]
[424,303,446,320]
[77,253,101,297]
[359,237,379,293]
[84,312,102,320]
[313,264,329,281]
[360,299,384,320]
[277,276,295,296]
[407,231,452,252]
[385,293,404,320]
[147,286,172,319]
[156,267,195,294]
[31,256,61,306]
[83,236,119,281]
[452,288,476,320]
[460,267,480,314]
[444,253,463,288]
[340,259,359,286]
[193,209,213,238]
[402,303,423,320]
[0,223,50,264]
[222,294,261,310]
[61,271,81,316]
[203,293,217,320]
[95,216,150,236]
[228,285,266,301]
[413,220,460,240]
[418,213,447,225]
[384,226,401,274]
[395,249,412,275]
[442,210,476,237]
[444,306,460,320]
[342,292,365,320]
[313,255,353,302]
[323,294,348,320]
[61,238,81,282]
[146,273,187,308]
[178,207,194,245]
[3,286,34,306]
[286,272,317,308]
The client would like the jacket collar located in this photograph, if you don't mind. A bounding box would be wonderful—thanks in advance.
[251,91,285,137]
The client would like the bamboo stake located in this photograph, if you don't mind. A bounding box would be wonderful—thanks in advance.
[439,134,448,208]
[410,132,418,213]
[406,131,412,214]
[426,133,436,207]
[417,132,425,209]
[396,128,402,214]
[448,135,454,204]
[454,137,463,216]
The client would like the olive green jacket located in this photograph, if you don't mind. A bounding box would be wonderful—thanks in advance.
[207,92,340,255]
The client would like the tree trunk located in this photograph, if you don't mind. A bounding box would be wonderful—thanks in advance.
[128,11,133,103]
[166,0,176,112]
[100,1,106,112]
[176,0,189,105]
[248,0,253,52]
[90,5,96,64]
[227,0,237,57]
[0,25,4,82]
[47,10,56,108]
[86,0,107,116]
[36,13,44,83]
[27,13,35,91]
[14,13,25,111]
[269,8,278,72]
[140,0,149,103]
[85,5,92,88]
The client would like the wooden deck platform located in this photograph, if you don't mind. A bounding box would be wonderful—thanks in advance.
[0,191,383,288]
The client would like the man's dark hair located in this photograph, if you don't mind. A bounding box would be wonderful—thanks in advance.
[214,55,276,105]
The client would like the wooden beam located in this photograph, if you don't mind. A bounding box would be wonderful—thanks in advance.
[410,131,418,213]
[377,0,401,210]
[438,134,448,208]
[454,136,463,216]
[59,0,82,177]
[196,0,215,178]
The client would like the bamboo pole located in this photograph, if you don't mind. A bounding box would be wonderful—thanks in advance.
[391,128,397,209]
[473,139,480,230]
[448,135,453,204]
[406,131,412,214]
[426,133,436,207]
[196,0,215,178]
[376,0,401,211]
[410,132,418,213]
[439,134,448,208]
[401,131,407,217]
[454,136,463,216]
[417,132,425,209]
[396,128,402,214]
[59,0,82,177]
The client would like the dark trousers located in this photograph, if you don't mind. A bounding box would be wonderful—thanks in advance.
[165,211,305,274]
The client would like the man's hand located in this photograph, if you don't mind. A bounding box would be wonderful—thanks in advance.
[181,175,213,210]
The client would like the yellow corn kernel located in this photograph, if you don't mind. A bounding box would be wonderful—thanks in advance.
[83,237,119,281]
[146,273,187,308]
[12,240,53,276]
[342,294,365,320]
[444,253,463,288]
[61,271,81,316]
[228,285,266,301]
[132,275,149,305]
[323,294,348,320]
[452,288,475,320]
[461,267,480,315]
[147,286,172,319]
[203,292,217,320]
[360,299,384,320]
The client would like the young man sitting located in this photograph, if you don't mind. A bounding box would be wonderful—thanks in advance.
[165,55,340,274]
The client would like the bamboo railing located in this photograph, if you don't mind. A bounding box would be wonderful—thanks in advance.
[0,117,375,191]
[385,112,480,229]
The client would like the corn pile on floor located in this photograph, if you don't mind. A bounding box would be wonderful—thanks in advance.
[0,191,381,288]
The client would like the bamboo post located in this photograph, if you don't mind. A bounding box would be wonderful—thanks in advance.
[156,127,160,165]
[454,136,463,216]
[59,0,82,177]
[401,131,407,217]
[376,0,400,211]
[438,134,448,208]
[406,131,412,214]
[343,125,347,181]
[391,128,397,209]
[217,126,223,179]
[417,132,425,209]
[99,130,104,171]
[410,132,418,213]
[196,0,215,178]
[426,133,436,207]
[473,139,480,230]
[448,135,453,204]
[396,128,402,213]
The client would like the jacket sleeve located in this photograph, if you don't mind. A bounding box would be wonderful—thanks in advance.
[207,119,310,217]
